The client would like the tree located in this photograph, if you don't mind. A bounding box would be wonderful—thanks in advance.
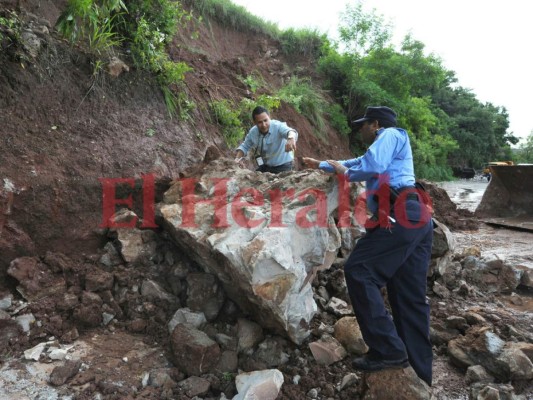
[516,131,533,163]
[338,1,393,56]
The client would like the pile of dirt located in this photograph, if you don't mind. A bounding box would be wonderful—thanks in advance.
[421,180,480,231]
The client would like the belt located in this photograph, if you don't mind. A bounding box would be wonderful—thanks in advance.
[391,186,419,203]
[372,186,420,208]
[405,193,419,202]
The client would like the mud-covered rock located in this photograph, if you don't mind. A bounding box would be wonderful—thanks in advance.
[49,360,82,386]
[7,257,67,301]
[170,323,221,376]
[360,366,431,400]
[186,272,225,321]
[333,316,368,355]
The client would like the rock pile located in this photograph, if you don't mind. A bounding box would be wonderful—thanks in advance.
[0,162,531,399]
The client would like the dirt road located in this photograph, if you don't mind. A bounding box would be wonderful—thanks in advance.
[436,179,488,213]
[437,179,533,266]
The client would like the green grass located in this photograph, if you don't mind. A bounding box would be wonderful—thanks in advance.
[280,27,329,59]
[184,0,280,38]
[56,0,194,119]
[277,76,328,137]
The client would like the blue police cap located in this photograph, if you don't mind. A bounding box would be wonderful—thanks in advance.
[353,106,397,126]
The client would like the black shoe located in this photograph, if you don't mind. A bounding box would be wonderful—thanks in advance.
[352,355,409,372]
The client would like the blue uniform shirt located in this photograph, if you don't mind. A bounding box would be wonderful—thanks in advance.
[237,120,297,167]
[319,127,415,214]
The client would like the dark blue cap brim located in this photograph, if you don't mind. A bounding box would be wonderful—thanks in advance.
[352,117,370,125]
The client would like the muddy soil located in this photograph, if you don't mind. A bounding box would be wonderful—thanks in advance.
[1,180,531,400]
[1,2,532,400]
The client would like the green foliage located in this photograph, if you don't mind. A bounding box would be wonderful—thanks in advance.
[146,128,156,137]
[415,164,454,181]
[122,1,194,117]
[277,77,328,137]
[280,28,328,59]
[326,103,351,136]
[184,0,279,38]
[210,99,246,148]
[237,72,264,94]
[515,131,533,163]
[315,0,515,177]
[434,86,516,167]
[56,0,194,118]
[0,10,22,44]
[338,1,393,56]
[238,95,281,122]
[56,0,126,55]
[0,10,24,59]
[222,372,235,382]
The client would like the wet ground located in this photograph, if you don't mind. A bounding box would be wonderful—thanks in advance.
[437,178,533,268]
[436,178,489,213]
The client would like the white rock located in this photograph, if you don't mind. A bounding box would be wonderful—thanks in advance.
[24,342,46,361]
[15,313,36,333]
[233,369,284,400]
[168,308,207,333]
[0,294,13,310]
[49,348,68,360]
[159,166,354,344]
[102,312,115,326]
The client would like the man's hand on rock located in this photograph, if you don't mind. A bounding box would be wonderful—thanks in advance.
[234,157,245,168]
[301,157,320,169]
[326,160,348,174]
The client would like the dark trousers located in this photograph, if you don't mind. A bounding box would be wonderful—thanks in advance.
[256,161,293,174]
[344,216,433,385]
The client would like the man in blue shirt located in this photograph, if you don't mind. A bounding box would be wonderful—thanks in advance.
[302,106,434,386]
[235,106,298,173]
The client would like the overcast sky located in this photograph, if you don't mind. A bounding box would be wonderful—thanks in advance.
[231,0,532,144]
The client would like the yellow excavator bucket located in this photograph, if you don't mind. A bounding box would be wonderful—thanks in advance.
[475,164,533,231]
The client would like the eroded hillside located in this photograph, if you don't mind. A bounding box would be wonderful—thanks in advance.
[0,0,351,275]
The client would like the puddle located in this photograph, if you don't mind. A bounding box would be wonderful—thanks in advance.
[437,180,488,213]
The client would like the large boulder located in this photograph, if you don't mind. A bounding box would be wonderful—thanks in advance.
[158,160,359,343]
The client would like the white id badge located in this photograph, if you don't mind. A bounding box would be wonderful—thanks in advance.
[255,157,264,166]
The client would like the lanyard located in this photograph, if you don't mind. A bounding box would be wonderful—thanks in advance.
[254,133,266,158]
[259,134,265,156]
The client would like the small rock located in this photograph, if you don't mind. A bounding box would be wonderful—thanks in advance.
[309,335,347,366]
[49,348,69,361]
[15,313,35,333]
[339,373,359,390]
[465,365,493,384]
[49,360,82,386]
[179,376,211,398]
[24,342,46,361]
[0,294,13,310]
[102,312,114,326]
[107,56,129,77]
[509,293,523,306]
[307,388,319,399]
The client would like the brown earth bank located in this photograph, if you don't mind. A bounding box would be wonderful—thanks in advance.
[1,2,532,400]
[0,0,352,278]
